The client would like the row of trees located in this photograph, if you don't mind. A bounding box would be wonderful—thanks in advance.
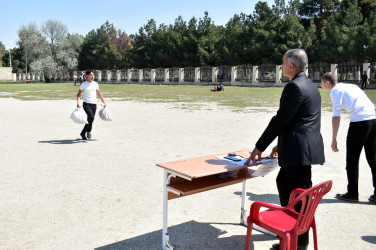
[127,0,376,67]
[2,0,376,80]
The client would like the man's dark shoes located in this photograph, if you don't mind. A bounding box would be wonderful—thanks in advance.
[80,132,87,140]
[272,243,307,250]
[335,193,359,202]
[369,194,376,203]
[87,132,91,139]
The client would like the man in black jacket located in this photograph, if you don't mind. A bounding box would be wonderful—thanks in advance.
[245,49,325,250]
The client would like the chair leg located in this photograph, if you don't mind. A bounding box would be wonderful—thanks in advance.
[289,233,297,250]
[280,236,288,250]
[245,220,253,250]
[312,220,318,250]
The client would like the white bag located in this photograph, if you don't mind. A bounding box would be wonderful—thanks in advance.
[70,108,88,124]
[99,106,113,121]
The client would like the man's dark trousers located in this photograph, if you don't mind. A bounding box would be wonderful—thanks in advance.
[81,102,97,135]
[276,165,312,247]
[346,119,376,197]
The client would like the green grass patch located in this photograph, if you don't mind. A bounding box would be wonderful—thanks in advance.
[1,82,376,111]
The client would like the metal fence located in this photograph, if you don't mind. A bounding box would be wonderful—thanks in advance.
[21,62,376,85]
[337,63,361,82]
[258,64,275,82]
[184,67,195,82]
[169,68,179,82]
[308,63,331,81]
[120,70,127,81]
[236,65,253,82]
[217,66,231,82]
[200,66,212,82]
[143,68,152,81]
[370,63,376,83]
[155,68,164,82]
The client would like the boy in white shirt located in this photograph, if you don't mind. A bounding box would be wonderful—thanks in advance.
[76,70,107,140]
[321,72,376,203]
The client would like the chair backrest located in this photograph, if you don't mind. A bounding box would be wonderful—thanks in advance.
[287,180,333,234]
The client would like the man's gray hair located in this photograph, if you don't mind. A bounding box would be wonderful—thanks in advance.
[285,49,308,71]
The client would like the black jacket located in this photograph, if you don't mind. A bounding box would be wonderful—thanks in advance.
[256,72,325,167]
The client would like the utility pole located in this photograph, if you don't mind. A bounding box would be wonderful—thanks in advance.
[25,48,28,82]
[8,49,11,68]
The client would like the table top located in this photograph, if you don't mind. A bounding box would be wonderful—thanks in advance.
[156,149,267,180]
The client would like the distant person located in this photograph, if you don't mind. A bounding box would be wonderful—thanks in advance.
[74,75,77,86]
[361,71,368,89]
[76,70,107,140]
[321,72,376,203]
[210,85,217,92]
[217,82,224,91]
[245,49,325,250]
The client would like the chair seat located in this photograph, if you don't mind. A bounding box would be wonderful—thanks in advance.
[258,209,299,232]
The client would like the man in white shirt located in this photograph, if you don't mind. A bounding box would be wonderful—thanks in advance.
[76,70,107,140]
[321,72,376,203]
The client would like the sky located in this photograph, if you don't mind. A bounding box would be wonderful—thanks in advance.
[0,0,275,50]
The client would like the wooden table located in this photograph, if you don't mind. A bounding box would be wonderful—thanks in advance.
[156,149,278,249]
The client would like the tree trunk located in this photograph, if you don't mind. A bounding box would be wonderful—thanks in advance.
[44,75,51,83]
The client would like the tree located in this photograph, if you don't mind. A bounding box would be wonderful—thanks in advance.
[2,47,26,73]
[78,22,122,70]
[195,12,221,66]
[18,23,49,79]
[41,20,68,59]
[339,0,365,62]
[365,10,376,61]
[0,41,5,67]
[299,0,340,43]
[18,21,83,82]
[247,0,304,64]
[341,0,376,21]
[217,13,251,65]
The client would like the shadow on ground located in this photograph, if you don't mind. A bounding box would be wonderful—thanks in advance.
[362,235,376,244]
[234,191,280,204]
[95,220,275,250]
[235,191,376,206]
[38,138,97,144]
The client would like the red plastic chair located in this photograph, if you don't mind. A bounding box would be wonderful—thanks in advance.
[245,180,332,250]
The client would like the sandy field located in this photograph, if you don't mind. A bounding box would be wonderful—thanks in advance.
[0,97,375,250]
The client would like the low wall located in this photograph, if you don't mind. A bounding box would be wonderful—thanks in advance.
[10,63,376,88]
[0,67,13,81]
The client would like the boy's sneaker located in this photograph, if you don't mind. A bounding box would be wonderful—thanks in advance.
[80,132,87,140]
[87,132,91,139]
[369,194,376,203]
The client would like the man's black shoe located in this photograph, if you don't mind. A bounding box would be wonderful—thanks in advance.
[335,193,359,202]
[272,243,307,250]
[80,132,87,140]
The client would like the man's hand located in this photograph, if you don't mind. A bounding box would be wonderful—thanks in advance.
[331,139,339,152]
[270,145,278,158]
[244,147,262,166]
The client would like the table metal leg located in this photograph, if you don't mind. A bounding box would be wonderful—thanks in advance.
[240,180,248,225]
[163,170,174,250]
[239,179,277,237]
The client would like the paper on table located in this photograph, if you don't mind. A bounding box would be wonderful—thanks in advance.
[216,155,276,166]
[216,155,278,177]
[248,161,278,177]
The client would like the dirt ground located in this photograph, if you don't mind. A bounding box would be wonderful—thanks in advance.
[0,98,375,249]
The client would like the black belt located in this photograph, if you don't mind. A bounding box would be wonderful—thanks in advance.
[83,102,96,106]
